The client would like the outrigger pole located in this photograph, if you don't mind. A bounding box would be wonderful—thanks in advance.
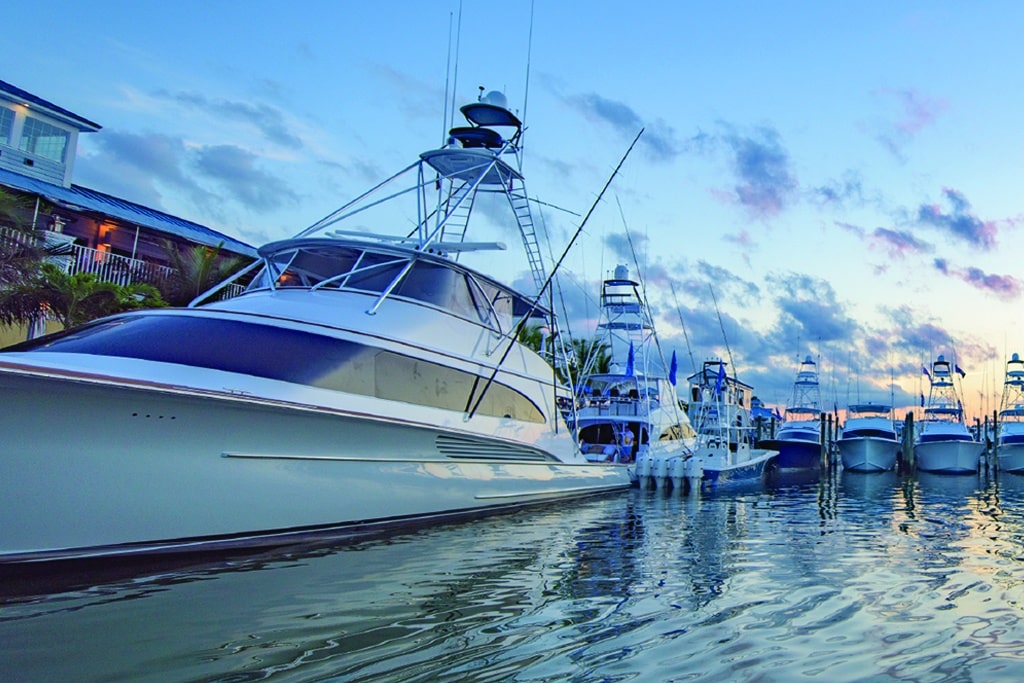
[466,128,645,420]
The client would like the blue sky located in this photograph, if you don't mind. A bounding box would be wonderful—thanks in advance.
[6,1,1024,418]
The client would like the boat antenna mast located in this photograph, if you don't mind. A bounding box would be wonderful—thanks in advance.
[709,284,736,378]
[520,0,535,157]
[669,280,698,376]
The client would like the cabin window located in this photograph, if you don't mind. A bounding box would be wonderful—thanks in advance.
[0,109,13,146]
[8,314,546,423]
[18,116,69,162]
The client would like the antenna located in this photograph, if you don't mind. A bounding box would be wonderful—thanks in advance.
[441,12,454,146]
[448,1,463,134]
[708,284,736,378]
[521,0,535,153]
[669,281,697,376]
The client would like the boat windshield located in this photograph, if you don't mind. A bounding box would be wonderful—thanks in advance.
[246,241,540,332]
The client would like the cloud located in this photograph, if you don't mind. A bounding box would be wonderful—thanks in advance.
[562,92,678,162]
[916,187,997,249]
[811,171,865,208]
[891,88,948,135]
[767,273,857,343]
[722,126,798,219]
[80,131,218,213]
[873,87,948,157]
[870,227,932,259]
[154,90,303,148]
[933,258,1023,300]
[192,145,301,213]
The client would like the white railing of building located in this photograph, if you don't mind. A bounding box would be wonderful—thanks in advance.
[61,243,175,286]
[2,227,248,300]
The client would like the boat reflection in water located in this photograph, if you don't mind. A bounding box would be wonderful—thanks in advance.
[8,473,1024,681]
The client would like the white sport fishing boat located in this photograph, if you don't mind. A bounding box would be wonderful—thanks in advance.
[0,89,631,564]
[997,352,1024,473]
[681,359,777,489]
[913,355,983,474]
[837,402,900,473]
[572,265,695,487]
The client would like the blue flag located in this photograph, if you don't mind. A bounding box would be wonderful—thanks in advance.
[921,365,930,378]
[920,393,925,407]
[714,361,726,395]
[625,341,635,377]
[955,364,966,378]
[669,350,678,386]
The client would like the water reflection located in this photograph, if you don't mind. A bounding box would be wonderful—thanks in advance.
[5,477,1024,681]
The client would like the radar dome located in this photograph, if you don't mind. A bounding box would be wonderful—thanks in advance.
[614,264,629,280]
[481,90,509,109]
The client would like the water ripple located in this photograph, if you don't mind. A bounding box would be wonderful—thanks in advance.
[7,471,1024,681]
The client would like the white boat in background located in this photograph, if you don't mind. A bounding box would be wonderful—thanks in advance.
[773,355,824,471]
[573,265,696,487]
[914,355,983,474]
[997,353,1024,473]
[680,359,777,489]
[837,402,900,472]
[0,88,632,564]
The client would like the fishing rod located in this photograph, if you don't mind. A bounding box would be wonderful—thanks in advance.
[466,128,645,419]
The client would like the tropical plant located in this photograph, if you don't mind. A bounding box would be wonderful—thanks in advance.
[572,337,612,376]
[517,323,548,353]
[155,239,250,306]
[0,188,69,289]
[0,262,166,330]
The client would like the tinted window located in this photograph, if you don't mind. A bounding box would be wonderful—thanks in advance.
[8,314,544,422]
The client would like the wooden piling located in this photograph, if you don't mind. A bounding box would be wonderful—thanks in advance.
[900,412,914,473]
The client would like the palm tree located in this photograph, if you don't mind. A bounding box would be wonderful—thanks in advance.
[572,337,612,377]
[0,188,68,289]
[0,262,165,330]
[518,323,548,353]
[155,239,250,306]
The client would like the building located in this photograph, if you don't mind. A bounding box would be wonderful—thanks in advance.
[0,78,256,289]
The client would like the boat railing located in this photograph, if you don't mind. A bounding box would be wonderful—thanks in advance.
[579,395,650,417]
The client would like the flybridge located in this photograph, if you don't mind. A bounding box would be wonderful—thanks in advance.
[291,89,546,290]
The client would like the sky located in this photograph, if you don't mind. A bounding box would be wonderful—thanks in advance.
[6,1,1024,420]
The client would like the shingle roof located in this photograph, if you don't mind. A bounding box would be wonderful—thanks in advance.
[0,79,101,131]
[0,167,257,257]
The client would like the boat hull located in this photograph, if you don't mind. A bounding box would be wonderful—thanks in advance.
[700,449,777,488]
[913,438,984,474]
[773,438,822,470]
[0,369,629,564]
[838,436,900,472]
[997,442,1024,473]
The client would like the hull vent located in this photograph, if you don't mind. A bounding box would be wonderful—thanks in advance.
[435,434,554,462]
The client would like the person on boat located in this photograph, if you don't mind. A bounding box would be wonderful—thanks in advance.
[619,429,635,462]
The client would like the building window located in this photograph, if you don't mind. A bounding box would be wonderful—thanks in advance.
[0,108,13,146]
[18,116,69,162]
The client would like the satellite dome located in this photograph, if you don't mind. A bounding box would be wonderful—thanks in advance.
[481,90,509,109]
[614,264,629,280]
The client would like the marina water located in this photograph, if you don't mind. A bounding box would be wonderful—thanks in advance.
[5,471,1024,682]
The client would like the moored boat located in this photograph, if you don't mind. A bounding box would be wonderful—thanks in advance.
[837,402,900,472]
[573,265,696,488]
[913,355,983,474]
[997,353,1024,473]
[773,355,824,471]
[0,88,632,564]
[680,359,777,489]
